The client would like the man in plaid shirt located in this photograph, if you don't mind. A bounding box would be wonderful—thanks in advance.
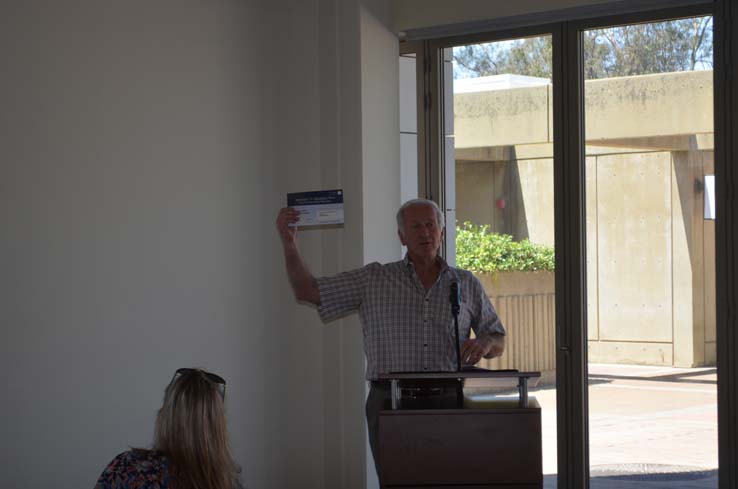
[276,198,506,469]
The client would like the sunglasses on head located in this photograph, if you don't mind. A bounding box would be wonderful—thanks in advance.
[171,368,226,398]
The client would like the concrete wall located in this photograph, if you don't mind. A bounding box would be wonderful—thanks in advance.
[456,157,555,246]
[454,71,715,368]
[585,71,714,143]
[1,1,399,488]
[455,71,714,150]
[585,150,715,367]
[455,85,551,148]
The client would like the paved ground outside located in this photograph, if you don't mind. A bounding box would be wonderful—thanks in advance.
[532,363,718,489]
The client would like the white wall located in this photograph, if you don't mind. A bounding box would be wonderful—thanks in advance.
[0,0,421,486]
[0,0,377,488]
[362,1,402,266]
[0,2,285,487]
[360,2,401,485]
[263,1,327,486]
[264,0,370,487]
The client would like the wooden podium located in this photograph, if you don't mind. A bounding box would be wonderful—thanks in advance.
[377,371,542,489]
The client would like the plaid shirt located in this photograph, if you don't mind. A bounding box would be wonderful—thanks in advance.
[317,255,505,380]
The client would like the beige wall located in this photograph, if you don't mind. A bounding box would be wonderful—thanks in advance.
[455,71,716,368]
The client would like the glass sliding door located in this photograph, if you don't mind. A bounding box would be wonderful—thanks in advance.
[443,34,558,487]
[582,16,718,488]
[411,4,733,488]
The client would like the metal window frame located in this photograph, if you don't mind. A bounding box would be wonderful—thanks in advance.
[401,0,713,41]
[408,1,737,488]
[399,41,430,200]
[714,2,738,488]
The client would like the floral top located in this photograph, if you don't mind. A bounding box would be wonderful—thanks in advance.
[94,450,171,489]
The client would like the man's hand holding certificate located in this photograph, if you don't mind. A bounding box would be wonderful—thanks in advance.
[287,189,344,227]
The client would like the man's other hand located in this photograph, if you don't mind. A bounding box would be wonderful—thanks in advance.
[276,207,300,245]
[460,334,505,364]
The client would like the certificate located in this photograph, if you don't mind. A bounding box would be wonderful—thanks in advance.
[287,189,344,226]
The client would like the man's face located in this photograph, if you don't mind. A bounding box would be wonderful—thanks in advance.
[398,204,443,260]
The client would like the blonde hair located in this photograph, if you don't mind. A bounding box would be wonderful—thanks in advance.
[152,369,239,489]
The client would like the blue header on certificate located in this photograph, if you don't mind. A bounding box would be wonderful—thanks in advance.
[287,189,344,227]
[287,189,344,207]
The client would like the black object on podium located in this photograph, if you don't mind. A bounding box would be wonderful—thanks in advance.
[450,280,462,372]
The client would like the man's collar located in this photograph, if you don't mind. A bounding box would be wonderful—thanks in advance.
[403,253,450,273]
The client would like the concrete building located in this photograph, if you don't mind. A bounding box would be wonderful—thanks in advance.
[455,71,715,369]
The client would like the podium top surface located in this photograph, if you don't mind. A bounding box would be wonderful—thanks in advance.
[377,369,540,380]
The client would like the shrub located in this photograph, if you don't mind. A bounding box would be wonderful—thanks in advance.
[455,222,555,273]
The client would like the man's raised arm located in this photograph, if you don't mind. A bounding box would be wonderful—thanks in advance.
[276,207,320,305]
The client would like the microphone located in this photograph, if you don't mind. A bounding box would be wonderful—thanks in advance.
[450,281,462,371]
[450,281,461,315]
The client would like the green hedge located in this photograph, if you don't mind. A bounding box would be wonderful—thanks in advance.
[455,222,555,273]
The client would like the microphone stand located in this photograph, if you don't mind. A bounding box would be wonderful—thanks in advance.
[450,282,462,372]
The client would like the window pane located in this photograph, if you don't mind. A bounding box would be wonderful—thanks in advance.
[400,53,419,204]
[450,35,557,487]
[583,16,717,488]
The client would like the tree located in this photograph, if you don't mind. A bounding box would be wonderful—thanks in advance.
[454,36,552,79]
[453,16,713,80]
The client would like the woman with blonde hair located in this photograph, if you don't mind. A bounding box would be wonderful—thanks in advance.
[94,368,242,489]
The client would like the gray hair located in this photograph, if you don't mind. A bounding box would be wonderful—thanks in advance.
[396,198,445,235]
